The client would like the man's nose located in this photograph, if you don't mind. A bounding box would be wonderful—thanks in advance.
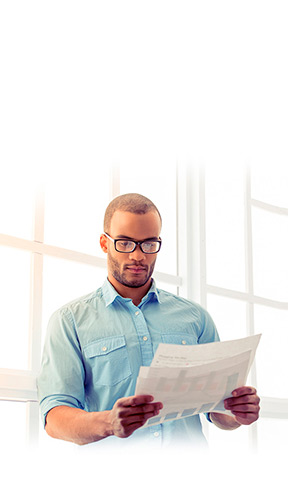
[129,245,146,261]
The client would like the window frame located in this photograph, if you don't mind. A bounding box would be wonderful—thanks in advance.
[0,163,287,449]
[184,164,288,450]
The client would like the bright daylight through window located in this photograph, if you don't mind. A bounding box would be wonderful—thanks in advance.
[0,162,287,457]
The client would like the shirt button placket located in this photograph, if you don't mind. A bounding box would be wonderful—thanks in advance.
[132,307,153,367]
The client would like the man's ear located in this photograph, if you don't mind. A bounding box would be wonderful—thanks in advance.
[100,234,108,253]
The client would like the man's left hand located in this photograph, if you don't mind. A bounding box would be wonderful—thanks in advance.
[224,386,260,425]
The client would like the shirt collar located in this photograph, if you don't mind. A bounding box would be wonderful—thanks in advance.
[102,278,161,307]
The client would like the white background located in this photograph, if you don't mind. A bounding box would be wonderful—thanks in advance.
[1,1,288,477]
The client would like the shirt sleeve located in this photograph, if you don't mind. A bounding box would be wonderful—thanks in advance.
[37,307,86,427]
[198,307,220,344]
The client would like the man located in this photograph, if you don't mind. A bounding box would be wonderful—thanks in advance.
[37,193,260,448]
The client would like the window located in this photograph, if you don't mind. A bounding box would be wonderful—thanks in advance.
[0,162,288,456]
[205,163,246,293]
[0,246,31,370]
[0,162,287,456]
[203,162,288,454]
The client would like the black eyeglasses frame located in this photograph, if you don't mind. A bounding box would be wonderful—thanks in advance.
[104,233,162,254]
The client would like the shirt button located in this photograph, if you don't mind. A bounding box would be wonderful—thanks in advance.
[102,346,107,352]
[154,432,160,437]
[135,311,140,316]
[143,336,148,341]
[181,340,187,345]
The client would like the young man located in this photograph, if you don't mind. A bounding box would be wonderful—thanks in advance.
[37,193,260,448]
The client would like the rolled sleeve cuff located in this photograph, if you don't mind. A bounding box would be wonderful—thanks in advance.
[40,394,84,428]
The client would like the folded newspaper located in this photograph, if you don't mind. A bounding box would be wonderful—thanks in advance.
[135,334,261,427]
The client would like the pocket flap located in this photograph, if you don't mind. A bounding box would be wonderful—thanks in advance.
[161,333,198,345]
[84,335,126,358]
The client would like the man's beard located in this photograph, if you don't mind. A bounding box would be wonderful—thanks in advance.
[108,253,156,288]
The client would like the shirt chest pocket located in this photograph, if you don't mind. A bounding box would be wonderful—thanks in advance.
[83,335,132,386]
[161,333,198,346]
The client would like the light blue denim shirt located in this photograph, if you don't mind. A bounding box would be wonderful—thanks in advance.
[37,279,219,448]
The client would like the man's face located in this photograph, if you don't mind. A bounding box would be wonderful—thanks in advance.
[104,210,161,289]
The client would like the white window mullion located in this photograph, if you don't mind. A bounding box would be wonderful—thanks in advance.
[0,234,107,269]
[0,369,37,401]
[244,168,256,338]
[26,187,45,444]
[260,397,288,419]
[177,162,205,305]
[206,285,288,310]
[251,199,288,216]
[199,167,207,309]
[244,166,258,451]
[26,401,39,446]
[28,187,45,373]
[176,161,191,300]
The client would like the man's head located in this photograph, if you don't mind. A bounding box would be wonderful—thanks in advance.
[100,193,162,297]
[103,193,162,233]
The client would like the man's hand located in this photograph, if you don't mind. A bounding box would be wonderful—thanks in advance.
[108,395,163,438]
[224,386,260,425]
[209,386,260,430]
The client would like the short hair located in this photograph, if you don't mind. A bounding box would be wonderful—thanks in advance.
[104,193,162,232]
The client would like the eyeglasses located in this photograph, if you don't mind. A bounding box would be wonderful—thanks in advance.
[104,233,162,254]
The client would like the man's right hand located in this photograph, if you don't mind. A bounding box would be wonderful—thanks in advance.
[45,395,163,445]
[108,395,163,438]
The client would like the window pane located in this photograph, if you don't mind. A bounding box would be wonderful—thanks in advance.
[0,401,27,449]
[252,208,288,302]
[119,160,177,276]
[251,164,288,207]
[207,294,247,341]
[44,168,110,256]
[42,256,107,343]
[254,305,288,398]
[0,246,30,369]
[258,417,288,455]
[205,164,246,292]
[154,280,178,296]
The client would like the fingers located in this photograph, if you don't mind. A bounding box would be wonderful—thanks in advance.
[231,386,257,397]
[115,395,155,408]
[224,386,260,426]
[118,403,162,419]
[110,395,163,438]
[121,410,160,427]
[225,394,260,407]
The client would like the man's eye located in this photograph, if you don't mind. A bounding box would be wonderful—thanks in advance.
[118,241,133,248]
[142,242,157,251]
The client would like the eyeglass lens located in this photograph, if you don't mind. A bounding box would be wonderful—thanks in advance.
[115,240,160,253]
